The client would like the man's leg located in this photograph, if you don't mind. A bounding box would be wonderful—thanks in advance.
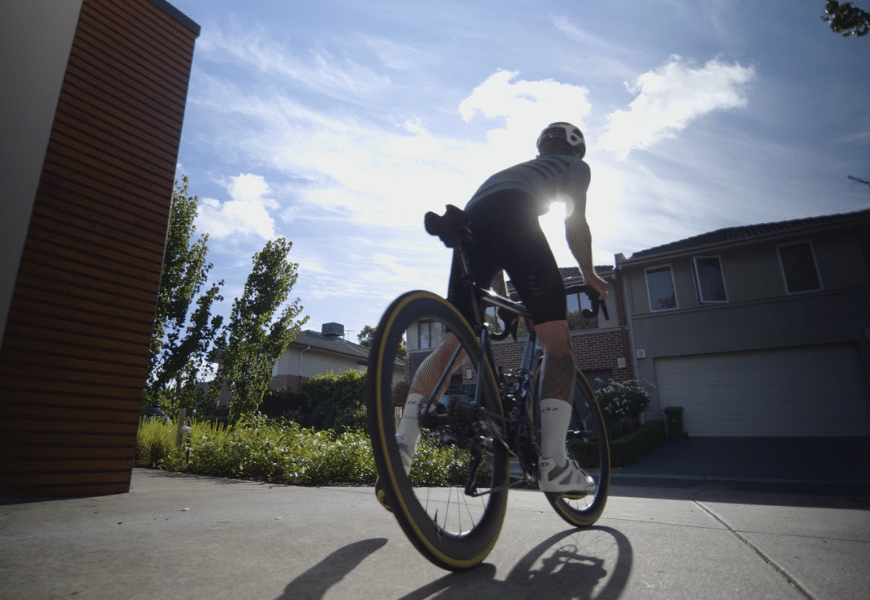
[394,333,464,471]
[535,320,596,494]
[535,320,575,463]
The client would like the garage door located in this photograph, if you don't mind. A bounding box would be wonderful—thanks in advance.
[654,344,870,436]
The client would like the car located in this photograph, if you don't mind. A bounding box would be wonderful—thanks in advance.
[142,406,171,423]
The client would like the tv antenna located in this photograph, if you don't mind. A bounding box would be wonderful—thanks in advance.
[848,175,870,191]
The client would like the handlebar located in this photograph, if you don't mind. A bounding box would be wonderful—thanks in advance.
[565,283,610,322]
[489,283,609,342]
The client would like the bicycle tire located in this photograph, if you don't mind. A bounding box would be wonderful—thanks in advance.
[366,291,510,571]
[543,368,611,527]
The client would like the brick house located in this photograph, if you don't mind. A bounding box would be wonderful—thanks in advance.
[405,266,634,397]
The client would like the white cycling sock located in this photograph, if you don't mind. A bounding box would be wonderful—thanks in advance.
[539,397,572,466]
[395,392,425,470]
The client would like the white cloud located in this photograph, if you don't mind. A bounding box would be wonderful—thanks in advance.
[196,173,278,240]
[197,25,392,100]
[459,69,592,164]
[598,56,756,159]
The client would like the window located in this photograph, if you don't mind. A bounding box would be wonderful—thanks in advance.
[693,256,727,303]
[778,242,821,294]
[566,291,599,330]
[418,320,444,349]
[646,266,677,311]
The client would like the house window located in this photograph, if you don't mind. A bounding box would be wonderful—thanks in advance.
[693,256,727,303]
[567,291,598,330]
[418,320,444,349]
[778,242,821,294]
[646,266,677,311]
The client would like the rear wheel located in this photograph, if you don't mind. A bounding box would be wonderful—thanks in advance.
[544,368,610,526]
[366,291,509,571]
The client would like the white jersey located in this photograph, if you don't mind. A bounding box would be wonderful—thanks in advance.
[466,154,591,216]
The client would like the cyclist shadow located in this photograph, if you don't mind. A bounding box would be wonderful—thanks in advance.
[274,538,388,600]
[398,526,633,600]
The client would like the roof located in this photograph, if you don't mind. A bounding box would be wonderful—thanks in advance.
[289,330,371,361]
[622,208,870,264]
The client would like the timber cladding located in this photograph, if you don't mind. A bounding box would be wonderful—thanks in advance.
[0,0,199,498]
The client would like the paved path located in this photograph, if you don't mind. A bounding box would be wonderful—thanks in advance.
[2,468,868,600]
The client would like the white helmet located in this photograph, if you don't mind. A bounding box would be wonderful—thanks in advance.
[536,122,585,159]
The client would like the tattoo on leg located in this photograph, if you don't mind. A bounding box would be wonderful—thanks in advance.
[540,353,575,402]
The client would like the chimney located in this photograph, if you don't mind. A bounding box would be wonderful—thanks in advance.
[322,322,344,339]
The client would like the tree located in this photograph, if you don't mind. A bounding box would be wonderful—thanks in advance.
[358,324,406,358]
[823,1,870,37]
[145,177,224,416]
[357,325,376,348]
[218,238,308,422]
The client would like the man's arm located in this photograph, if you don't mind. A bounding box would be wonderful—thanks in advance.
[566,211,609,300]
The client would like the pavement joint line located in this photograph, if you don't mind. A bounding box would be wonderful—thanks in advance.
[611,473,870,485]
[693,500,816,600]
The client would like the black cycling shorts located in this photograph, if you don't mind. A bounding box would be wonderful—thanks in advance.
[446,189,567,326]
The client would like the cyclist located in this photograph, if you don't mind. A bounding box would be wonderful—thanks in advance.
[379,122,609,508]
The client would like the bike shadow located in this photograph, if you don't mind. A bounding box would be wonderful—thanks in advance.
[397,526,633,600]
[274,527,631,600]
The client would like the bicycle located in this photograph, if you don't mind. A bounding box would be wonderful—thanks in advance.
[366,204,611,571]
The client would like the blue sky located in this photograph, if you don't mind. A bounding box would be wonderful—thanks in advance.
[169,0,870,343]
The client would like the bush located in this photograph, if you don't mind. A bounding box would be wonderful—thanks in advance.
[595,379,653,424]
[302,370,367,430]
[138,413,488,486]
[260,387,309,422]
[570,419,666,469]
[135,418,177,466]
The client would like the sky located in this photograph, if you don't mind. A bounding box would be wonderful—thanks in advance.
[168,0,870,344]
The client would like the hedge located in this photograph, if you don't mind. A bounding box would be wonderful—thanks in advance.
[571,419,666,469]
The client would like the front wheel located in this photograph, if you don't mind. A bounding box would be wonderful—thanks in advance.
[366,291,509,571]
[544,369,611,527]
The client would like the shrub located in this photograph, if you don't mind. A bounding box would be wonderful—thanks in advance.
[260,387,309,422]
[135,418,177,466]
[595,379,654,424]
[140,413,488,486]
[570,419,666,469]
[302,370,367,430]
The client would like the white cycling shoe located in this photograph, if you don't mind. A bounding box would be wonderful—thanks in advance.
[538,457,597,495]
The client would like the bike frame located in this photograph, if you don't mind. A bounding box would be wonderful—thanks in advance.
[419,240,544,491]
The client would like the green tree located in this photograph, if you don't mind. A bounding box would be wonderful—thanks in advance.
[358,324,406,358]
[218,238,308,422]
[823,1,870,37]
[145,177,224,417]
[357,325,376,347]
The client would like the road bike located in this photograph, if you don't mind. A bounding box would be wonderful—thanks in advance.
[366,204,611,571]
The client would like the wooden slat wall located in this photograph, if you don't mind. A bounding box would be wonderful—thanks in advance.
[0,0,198,498]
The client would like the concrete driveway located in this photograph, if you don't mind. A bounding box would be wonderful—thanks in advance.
[2,467,868,600]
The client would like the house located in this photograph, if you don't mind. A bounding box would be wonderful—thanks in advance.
[616,208,870,437]
[405,266,634,397]
[215,323,404,407]
[0,0,199,497]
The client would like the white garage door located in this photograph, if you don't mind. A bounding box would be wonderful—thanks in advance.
[654,344,870,436]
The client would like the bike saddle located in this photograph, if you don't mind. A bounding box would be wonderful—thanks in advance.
[424,205,479,248]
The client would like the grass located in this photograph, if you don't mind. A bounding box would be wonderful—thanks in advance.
[136,414,475,486]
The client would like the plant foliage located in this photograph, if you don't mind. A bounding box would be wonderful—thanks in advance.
[218,238,308,423]
[135,414,476,486]
[594,379,654,424]
[823,1,870,37]
[145,176,224,417]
